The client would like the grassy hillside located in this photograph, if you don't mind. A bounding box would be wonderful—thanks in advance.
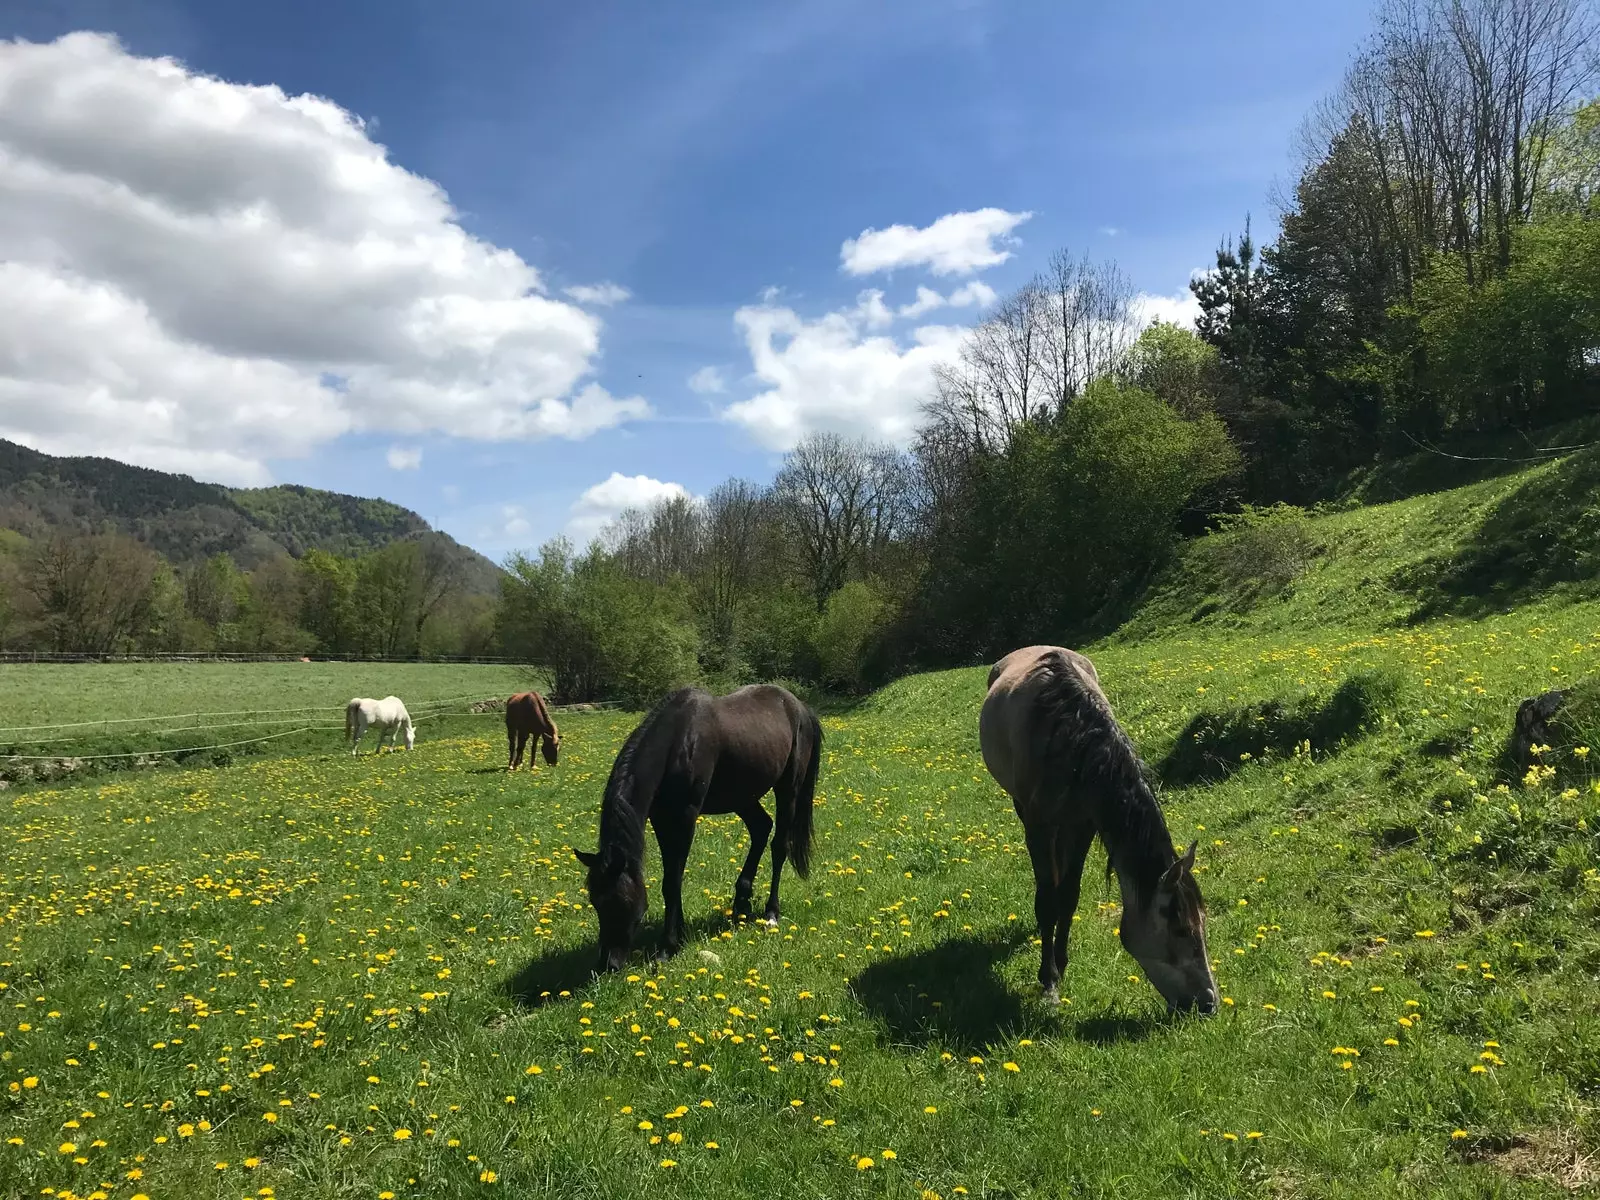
[0,439,501,591]
[2,451,1598,1197]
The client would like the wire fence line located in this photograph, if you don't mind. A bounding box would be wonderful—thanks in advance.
[0,696,626,768]
[0,727,318,762]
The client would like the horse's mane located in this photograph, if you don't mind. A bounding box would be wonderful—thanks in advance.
[596,689,698,867]
[1029,651,1176,903]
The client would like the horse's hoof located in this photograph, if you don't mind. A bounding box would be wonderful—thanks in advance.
[1042,986,1060,1005]
[762,915,780,929]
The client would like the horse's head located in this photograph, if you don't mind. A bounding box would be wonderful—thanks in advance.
[404,722,416,751]
[541,727,560,766]
[575,845,645,972]
[1119,841,1218,1015]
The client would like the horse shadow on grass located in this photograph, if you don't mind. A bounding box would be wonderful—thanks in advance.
[502,912,741,1009]
[849,926,1166,1053]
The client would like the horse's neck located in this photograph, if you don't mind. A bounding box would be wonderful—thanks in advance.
[1102,784,1175,907]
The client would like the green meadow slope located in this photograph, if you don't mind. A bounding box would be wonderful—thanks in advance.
[2,447,1599,1198]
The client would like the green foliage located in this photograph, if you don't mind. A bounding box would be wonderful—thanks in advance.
[1123,321,1222,418]
[812,578,892,691]
[1415,218,1600,430]
[1202,503,1318,598]
[497,541,699,706]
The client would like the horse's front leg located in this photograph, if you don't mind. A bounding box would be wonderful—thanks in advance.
[652,814,695,960]
[732,800,772,922]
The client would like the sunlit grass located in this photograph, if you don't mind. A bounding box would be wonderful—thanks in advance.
[4,502,1600,1195]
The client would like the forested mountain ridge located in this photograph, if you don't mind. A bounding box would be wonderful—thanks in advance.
[0,438,500,593]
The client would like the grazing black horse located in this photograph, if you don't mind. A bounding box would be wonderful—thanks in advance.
[575,683,821,972]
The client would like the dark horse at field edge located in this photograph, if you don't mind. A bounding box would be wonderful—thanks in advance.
[505,690,560,770]
[575,684,820,972]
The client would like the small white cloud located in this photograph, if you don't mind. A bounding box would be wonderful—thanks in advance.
[567,472,691,541]
[502,504,531,538]
[723,301,967,451]
[840,207,1032,277]
[563,282,632,306]
[687,365,727,394]
[852,289,894,331]
[1098,225,1124,237]
[386,445,422,470]
[1131,290,1203,330]
[897,286,947,319]
[948,280,997,308]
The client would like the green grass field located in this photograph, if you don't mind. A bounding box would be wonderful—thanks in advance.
[4,459,1600,1198]
[0,663,544,778]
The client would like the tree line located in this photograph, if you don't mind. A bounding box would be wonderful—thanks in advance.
[498,0,1599,705]
[0,531,495,659]
[5,0,1593,703]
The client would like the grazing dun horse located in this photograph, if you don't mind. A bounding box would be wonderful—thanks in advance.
[980,646,1218,1013]
[505,691,561,770]
[345,696,415,756]
[576,684,821,973]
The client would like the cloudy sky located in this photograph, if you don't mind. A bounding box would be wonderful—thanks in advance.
[0,1,1373,560]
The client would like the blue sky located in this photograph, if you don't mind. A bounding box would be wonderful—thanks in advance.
[1,1,1375,561]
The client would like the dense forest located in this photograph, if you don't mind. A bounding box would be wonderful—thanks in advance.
[4,0,1596,700]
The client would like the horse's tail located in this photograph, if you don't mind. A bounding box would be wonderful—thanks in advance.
[345,700,358,743]
[788,707,821,879]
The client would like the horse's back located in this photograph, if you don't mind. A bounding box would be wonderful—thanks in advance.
[506,691,551,731]
[980,646,1103,804]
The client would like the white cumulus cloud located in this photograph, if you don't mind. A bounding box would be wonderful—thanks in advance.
[0,32,647,485]
[386,445,422,470]
[567,472,692,541]
[840,207,1032,277]
[563,282,632,306]
[1131,289,1204,330]
[948,280,998,308]
[687,365,727,394]
[722,301,967,450]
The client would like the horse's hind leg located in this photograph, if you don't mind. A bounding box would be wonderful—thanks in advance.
[763,781,795,927]
[731,800,773,923]
[1053,824,1096,989]
[1024,823,1064,1000]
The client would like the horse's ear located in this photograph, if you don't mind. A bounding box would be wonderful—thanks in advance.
[574,849,598,869]
[1160,841,1198,886]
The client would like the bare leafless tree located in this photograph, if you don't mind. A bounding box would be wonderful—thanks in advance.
[772,433,911,610]
[1340,0,1598,286]
[698,479,765,654]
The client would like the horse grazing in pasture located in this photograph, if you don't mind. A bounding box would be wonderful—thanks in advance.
[575,684,821,973]
[506,691,560,770]
[345,696,415,756]
[980,646,1218,1014]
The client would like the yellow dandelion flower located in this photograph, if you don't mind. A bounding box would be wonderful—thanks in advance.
[857,1157,875,1170]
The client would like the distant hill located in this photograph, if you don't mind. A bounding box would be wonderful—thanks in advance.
[0,439,502,593]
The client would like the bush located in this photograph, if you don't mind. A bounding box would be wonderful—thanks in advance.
[1204,503,1318,594]
[812,579,892,691]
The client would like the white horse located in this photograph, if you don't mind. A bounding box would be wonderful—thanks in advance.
[345,696,415,756]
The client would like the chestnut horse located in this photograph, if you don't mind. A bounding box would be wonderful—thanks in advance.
[505,691,560,770]
[980,645,1218,1013]
[576,684,820,972]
